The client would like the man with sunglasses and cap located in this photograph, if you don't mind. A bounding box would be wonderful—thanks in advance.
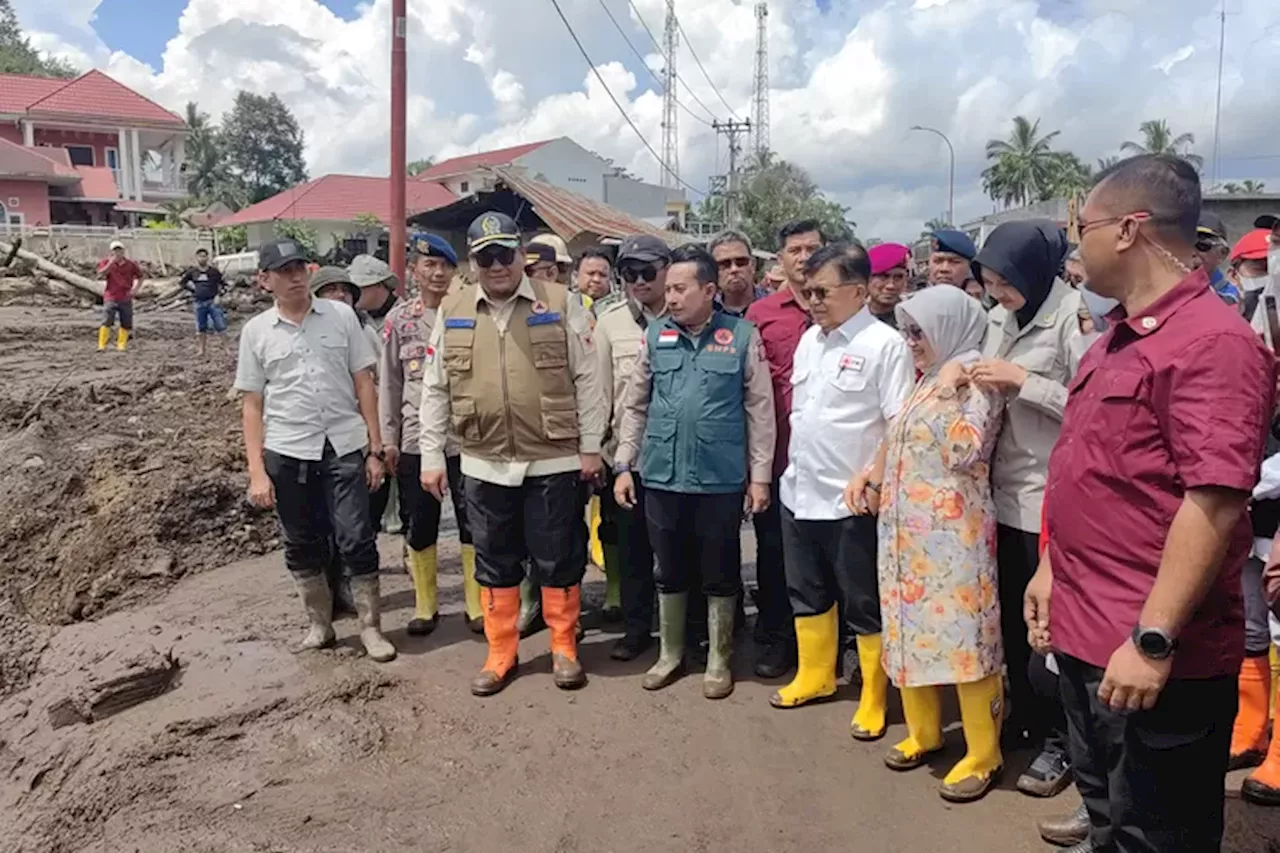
[419,212,607,695]
[1193,212,1241,307]
[928,229,977,287]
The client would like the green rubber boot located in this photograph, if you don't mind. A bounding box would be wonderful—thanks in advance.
[704,594,736,699]
[602,543,623,624]
[517,574,545,638]
[642,592,688,690]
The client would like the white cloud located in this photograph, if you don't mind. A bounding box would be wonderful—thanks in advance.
[11,0,1280,243]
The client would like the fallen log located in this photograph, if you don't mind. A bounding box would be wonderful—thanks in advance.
[0,238,103,298]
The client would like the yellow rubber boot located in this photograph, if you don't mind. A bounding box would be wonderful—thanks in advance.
[770,606,838,708]
[588,496,604,567]
[116,327,129,351]
[850,633,889,740]
[886,685,944,769]
[405,544,438,636]
[97,326,110,351]
[940,674,1005,802]
[461,544,484,632]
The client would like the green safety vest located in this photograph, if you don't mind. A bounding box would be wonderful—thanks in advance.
[640,310,752,495]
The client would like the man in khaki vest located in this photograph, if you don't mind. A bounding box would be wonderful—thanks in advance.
[419,212,607,696]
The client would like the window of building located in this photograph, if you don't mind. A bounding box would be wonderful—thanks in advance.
[65,145,95,167]
[460,180,470,193]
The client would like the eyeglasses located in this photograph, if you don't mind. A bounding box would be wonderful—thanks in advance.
[716,256,752,270]
[620,263,662,284]
[1194,239,1223,253]
[901,323,925,342]
[1079,211,1152,237]
[797,282,856,303]
[473,245,517,268]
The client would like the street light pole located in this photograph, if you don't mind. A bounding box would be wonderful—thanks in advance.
[911,125,955,227]
[390,0,407,293]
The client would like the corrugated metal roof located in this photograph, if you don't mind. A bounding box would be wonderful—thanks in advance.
[488,166,681,246]
[413,140,553,180]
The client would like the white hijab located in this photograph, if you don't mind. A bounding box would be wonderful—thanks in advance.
[895,286,987,376]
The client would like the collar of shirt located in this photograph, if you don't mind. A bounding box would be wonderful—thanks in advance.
[817,306,875,345]
[1110,268,1211,339]
[474,276,538,308]
[628,298,666,328]
[267,297,324,327]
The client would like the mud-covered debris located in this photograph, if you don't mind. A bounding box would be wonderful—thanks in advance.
[45,645,181,729]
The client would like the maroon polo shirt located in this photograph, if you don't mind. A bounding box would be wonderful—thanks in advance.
[746,287,811,479]
[1046,268,1276,679]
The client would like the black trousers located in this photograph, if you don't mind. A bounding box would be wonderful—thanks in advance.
[997,524,1045,738]
[1057,653,1236,853]
[463,471,585,589]
[265,443,379,578]
[752,476,793,644]
[603,476,656,637]
[645,488,743,597]
[781,508,880,635]
[396,453,471,551]
[1029,652,1069,758]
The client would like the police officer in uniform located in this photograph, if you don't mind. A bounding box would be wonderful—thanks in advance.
[419,212,607,695]
[614,244,775,699]
[380,232,484,635]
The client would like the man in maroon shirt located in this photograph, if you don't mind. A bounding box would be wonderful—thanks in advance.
[98,240,142,351]
[744,219,819,678]
[1027,155,1276,852]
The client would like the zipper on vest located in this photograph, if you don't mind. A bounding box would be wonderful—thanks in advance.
[499,328,516,458]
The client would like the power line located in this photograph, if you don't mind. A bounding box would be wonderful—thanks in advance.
[595,0,713,127]
[675,14,740,120]
[625,0,722,122]
[548,0,704,197]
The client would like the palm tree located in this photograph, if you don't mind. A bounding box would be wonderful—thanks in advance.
[1121,120,1203,170]
[920,216,949,238]
[982,116,1062,208]
[1041,152,1092,201]
[1096,155,1121,172]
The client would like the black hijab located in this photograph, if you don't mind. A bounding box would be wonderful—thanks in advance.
[972,219,1068,328]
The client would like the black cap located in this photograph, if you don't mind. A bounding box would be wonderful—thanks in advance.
[258,238,309,271]
[1256,214,1280,231]
[616,234,671,265]
[1197,211,1228,242]
[524,243,557,267]
[467,212,521,252]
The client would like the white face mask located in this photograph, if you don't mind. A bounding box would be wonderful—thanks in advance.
[1241,275,1270,294]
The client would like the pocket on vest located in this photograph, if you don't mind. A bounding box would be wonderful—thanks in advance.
[641,418,677,484]
[540,395,579,441]
[530,325,569,369]
[695,419,746,485]
[452,397,481,441]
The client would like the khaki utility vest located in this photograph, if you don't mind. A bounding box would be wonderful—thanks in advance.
[440,279,579,461]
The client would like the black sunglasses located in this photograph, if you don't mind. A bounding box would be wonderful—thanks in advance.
[620,263,662,284]
[717,256,752,270]
[473,245,518,268]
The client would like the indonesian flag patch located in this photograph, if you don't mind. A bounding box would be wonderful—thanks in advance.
[839,353,864,372]
[424,344,436,364]
[657,329,679,347]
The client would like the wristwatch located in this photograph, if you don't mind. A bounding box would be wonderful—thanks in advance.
[614,462,632,474]
[1131,625,1177,660]
[371,448,387,461]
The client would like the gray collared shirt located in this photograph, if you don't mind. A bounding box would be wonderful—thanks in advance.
[234,298,377,461]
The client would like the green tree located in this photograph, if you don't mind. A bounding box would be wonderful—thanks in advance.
[215,224,248,253]
[221,91,309,204]
[1121,119,1203,170]
[982,116,1062,208]
[0,0,76,77]
[407,158,435,177]
[1041,151,1093,201]
[736,150,855,251]
[273,220,318,256]
[1222,179,1266,195]
[1096,155,1121,172]
[920,216,949,239]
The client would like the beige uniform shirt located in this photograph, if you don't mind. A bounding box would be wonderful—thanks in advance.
[595,299,665,465]
[982,277,1083,533]
[379,297,458,457]
[418,276,606,486]
[615,321,776,484]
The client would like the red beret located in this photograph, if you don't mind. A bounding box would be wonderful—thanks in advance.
[868,243,911,276]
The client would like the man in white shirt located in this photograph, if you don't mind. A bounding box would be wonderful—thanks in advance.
[769,244,914,746]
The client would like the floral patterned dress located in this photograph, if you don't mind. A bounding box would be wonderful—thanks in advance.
[878,377,1004,688]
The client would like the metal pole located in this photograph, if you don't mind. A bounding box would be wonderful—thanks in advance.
[390,0,407,293]
[1211,0,1225,186]
[911,125,955,226]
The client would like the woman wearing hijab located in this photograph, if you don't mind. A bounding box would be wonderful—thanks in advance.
[851,286,1006,802]
[967,220,1082,798]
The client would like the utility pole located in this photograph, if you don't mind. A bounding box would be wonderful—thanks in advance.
[1211,0,1226,187]
[660,0,680,189]
[910,125,955,226]
[390,0,407,291]
[712,119,752,226]
[751,2,770,157]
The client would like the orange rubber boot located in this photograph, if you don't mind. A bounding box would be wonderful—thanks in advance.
[471,587,520,697]
[543,585,586,690]
[1230,655,1272,770]
[1243,676,1280,806]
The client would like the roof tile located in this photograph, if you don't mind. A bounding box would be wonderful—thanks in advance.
[215,175,457,227]
[413,140,554,180]
[2,70,184,126]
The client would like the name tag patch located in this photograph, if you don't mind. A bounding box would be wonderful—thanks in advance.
[839,354,865,373]
[657,329,680,347]
[527,312,562,326]
[445,318,475,329]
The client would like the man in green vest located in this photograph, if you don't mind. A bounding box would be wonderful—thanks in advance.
[418,212,607,696]
[613,244,776,699]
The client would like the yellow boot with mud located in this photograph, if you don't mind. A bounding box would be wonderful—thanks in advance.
[405,544,439,636]
[940,674,1004,802]
[116,327,129,351]
[850,633,889,740]
[770,605,837,708]
[461,544,484,633]
[97,326,110,351]
[885,685,945,770]
[472,586,520,696]
[543,585,586,689]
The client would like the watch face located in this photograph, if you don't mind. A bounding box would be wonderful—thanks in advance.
[1138,630,1170,657]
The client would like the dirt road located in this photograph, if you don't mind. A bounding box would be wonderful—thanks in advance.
[0,304,1276,853]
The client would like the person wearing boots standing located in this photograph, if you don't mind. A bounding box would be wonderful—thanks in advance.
[613,244,775,700]
[769,244,912,744]
[97,240,141,351]
[235,238,396,663]
[380,232,484,636]
[418,212,607,696]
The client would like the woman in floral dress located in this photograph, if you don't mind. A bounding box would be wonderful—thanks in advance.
[850,285,1004,803]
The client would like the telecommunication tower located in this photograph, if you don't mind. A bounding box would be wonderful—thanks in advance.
[660,0,680,189]
[751,2,770,156]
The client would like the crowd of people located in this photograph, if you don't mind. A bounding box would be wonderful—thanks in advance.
[95,151,1278,852]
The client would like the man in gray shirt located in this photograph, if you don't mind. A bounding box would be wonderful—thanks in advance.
[234,239,396,663]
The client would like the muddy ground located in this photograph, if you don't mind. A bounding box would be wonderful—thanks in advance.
[0,303,1277,853]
